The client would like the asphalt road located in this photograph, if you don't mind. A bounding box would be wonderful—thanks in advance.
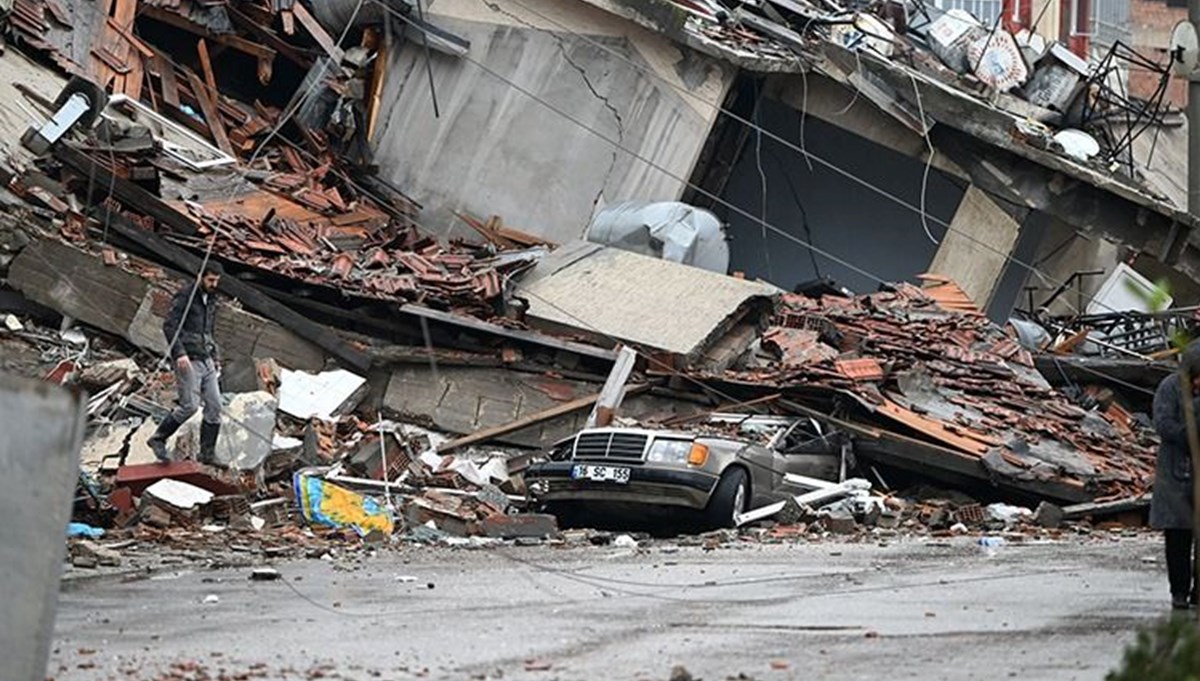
[49,534,1172,681]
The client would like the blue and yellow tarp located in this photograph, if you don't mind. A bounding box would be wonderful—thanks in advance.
[293,473,394,536]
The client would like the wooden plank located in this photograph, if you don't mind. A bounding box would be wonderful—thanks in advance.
[106,15,155,58]
[292,2,343,62]
[184,70,235,157]
[438,384,651,453]
[397,302,619,363]
[227,6,312,67]
[196,39,218,96]
[110,0,143,98]
[153,53,181,107]
[141,6,278,63]
[586,345,638,428]
[365,27,387,142]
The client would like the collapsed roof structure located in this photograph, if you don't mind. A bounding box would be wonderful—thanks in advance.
[0,0,1169,516]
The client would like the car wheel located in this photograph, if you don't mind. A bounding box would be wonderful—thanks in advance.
[703,467,748,530]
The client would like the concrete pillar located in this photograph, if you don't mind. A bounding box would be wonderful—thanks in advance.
[0,373,86,681]
[927,185,1023,308]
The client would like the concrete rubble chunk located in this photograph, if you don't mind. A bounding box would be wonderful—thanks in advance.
[822,509,858,534]
[1034,501,1065,529]
[278,368,366,420]
[71,540,122,567]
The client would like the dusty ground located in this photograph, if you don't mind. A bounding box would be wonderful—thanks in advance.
[49,533,1173,681]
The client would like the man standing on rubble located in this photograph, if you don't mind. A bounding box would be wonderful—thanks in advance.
[147,261,224,465]
[1151,341,1200,610]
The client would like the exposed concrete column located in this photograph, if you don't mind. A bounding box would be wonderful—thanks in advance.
[927,185,1023,310]
[0,374,86,681]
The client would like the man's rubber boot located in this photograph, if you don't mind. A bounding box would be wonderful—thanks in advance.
[148,415,182,463]
[199,421,220,466]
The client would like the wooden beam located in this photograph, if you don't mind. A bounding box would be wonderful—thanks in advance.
[227,6,313,68]
[153,53,181,107]
[292,2,343,63]
[53,144,200,237]
[184,70,235,158]
[438,384,651,453]
[586,345,637,428]
[105,15,155,58]
[91,207,372,372]
[196,39,218,97]
[365,27,387,142]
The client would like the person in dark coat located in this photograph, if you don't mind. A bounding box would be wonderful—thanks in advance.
[147,261,224,464]
[1151,341,1200,609]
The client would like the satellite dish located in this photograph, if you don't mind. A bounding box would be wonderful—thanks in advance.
[1171,21,1199,77]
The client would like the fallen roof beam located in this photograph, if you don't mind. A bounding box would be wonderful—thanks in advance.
[141,6,279,64]
[227,6,314,67]
[96,208,371,371]
[184,70,235,158]
[778,399,1091,503]
[437,384,652,454]
[292,2,344,63]
[53,143,200,237]
[398,303,619,363]
[585,345,638,428]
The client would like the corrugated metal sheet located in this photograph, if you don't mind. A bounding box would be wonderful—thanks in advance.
[518,241,780,358]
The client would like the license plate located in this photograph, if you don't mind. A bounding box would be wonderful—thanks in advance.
[571,464,631,484]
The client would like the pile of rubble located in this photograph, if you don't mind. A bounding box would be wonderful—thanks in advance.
[0,0,1172,558]
[669,0,1175,186]
[707,276,1158,502]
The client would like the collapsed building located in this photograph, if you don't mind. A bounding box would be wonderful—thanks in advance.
[0,0,1184,542]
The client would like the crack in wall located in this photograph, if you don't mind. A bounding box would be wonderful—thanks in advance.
[482,1,626,230]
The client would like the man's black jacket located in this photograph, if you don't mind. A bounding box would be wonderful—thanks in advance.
[163,283,218,361]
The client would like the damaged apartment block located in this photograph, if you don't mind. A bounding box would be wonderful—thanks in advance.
[0,0,1190,619]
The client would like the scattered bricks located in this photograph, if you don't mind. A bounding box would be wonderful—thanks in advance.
[72,540,122,567]
[1034,502,1065,529]
[480,513,559,539]
[211,495,252,523]
[835,357,885,381]
[955,504,986,525]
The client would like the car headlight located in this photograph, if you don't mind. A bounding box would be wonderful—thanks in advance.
[647,438,696,464]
